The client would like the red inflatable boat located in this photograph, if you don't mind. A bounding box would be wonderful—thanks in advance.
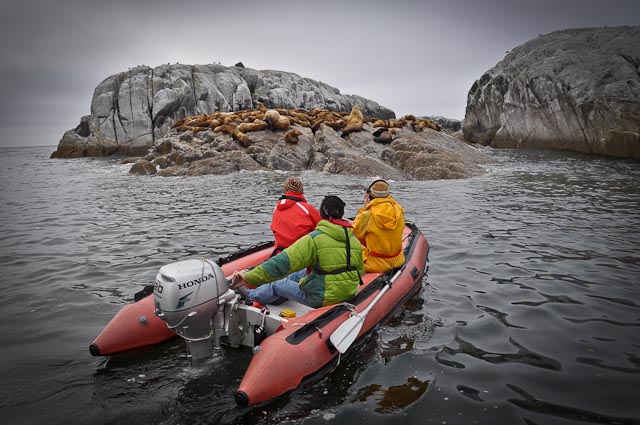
[90,222,429,406]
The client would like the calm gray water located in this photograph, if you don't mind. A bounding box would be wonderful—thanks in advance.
[0,146,639,425]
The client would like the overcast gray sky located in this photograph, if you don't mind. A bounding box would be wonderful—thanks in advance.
[0,0,638,147]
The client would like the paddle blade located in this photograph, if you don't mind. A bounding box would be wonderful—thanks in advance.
[330,314,365,354]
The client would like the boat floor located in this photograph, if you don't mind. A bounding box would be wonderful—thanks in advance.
[261,298,315,318]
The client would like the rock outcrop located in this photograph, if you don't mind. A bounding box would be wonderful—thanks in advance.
[124,107,488,180]
[464,25,640,158]
[51,63,395,159]
[426,116,463,139]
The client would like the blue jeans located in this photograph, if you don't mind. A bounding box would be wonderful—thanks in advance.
[246,269,309,306]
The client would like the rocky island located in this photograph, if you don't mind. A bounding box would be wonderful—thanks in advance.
[51,25,640,176]
[51,63,487,179]
[464,25,640,158]
[123,105,487,179]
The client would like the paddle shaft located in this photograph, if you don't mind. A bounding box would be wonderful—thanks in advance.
[330,266,405,353]
[355,266,403,318]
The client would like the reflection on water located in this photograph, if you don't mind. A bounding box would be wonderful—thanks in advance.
[0,146,639,424]
[354,376,429,413]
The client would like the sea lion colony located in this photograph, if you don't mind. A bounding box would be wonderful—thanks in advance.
[172,103,440,147]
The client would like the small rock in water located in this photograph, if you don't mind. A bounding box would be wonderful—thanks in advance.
[322,412,336,421]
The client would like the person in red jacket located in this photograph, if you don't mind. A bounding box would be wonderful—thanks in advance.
[270,176,321,256]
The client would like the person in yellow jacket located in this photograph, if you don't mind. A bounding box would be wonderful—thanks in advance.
[352,179,405,273]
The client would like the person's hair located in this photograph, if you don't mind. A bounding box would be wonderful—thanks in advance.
[320,195,345,219]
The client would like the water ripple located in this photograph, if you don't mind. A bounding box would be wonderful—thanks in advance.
[438,335,562,371]
[506,384,640,425]
[563,317,640,327]
[575,356,640,374]
[2,147,640,424]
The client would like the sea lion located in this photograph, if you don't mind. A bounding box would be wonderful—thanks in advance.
[213,124,234,134]
[213,124,250,147]
[264,109,291,131]
[173,118,188,128]
[373,129,393,144]
[340,105,364,137]
[264,109,280,126]
[221,113,240,125]
[372,128,387,137]
[310,118,324,132]
[187,126,207,134]
[324,119,346,131]
[372,119,387,128]
[206,119,221,129]
[387,119,407,129]
[290,116,311,127]
[283,129,303,144]
[417,119,440,131]
[289,110,312,127]
[239,119,267,133]
[274,117,291,131]
[235,131,250,147]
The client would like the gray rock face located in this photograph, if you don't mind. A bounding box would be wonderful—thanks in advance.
[464,26,640,158]
[52,63,395,157]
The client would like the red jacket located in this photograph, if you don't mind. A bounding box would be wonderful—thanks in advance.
[270,192,321,254]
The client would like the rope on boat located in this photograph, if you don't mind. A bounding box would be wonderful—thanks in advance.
[341,302,357,316]
[259,308,268,328]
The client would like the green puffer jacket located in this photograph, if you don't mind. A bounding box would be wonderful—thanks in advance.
[244,219,364,307]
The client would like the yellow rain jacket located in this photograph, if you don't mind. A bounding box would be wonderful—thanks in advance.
[352,196,405,273]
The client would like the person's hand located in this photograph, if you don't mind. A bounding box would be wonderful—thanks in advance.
[231,270,246,288]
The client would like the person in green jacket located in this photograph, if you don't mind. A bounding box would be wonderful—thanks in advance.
[231,195,363,308]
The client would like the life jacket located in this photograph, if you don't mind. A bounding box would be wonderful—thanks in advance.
[312,218,363,285]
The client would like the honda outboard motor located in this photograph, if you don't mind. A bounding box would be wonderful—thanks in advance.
[154,259,235,361]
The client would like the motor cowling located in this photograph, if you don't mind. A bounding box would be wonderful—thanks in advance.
[154,258,235,360]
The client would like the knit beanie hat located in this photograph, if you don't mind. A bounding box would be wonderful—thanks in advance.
[368,179,390,198]
[283,176,303,193]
